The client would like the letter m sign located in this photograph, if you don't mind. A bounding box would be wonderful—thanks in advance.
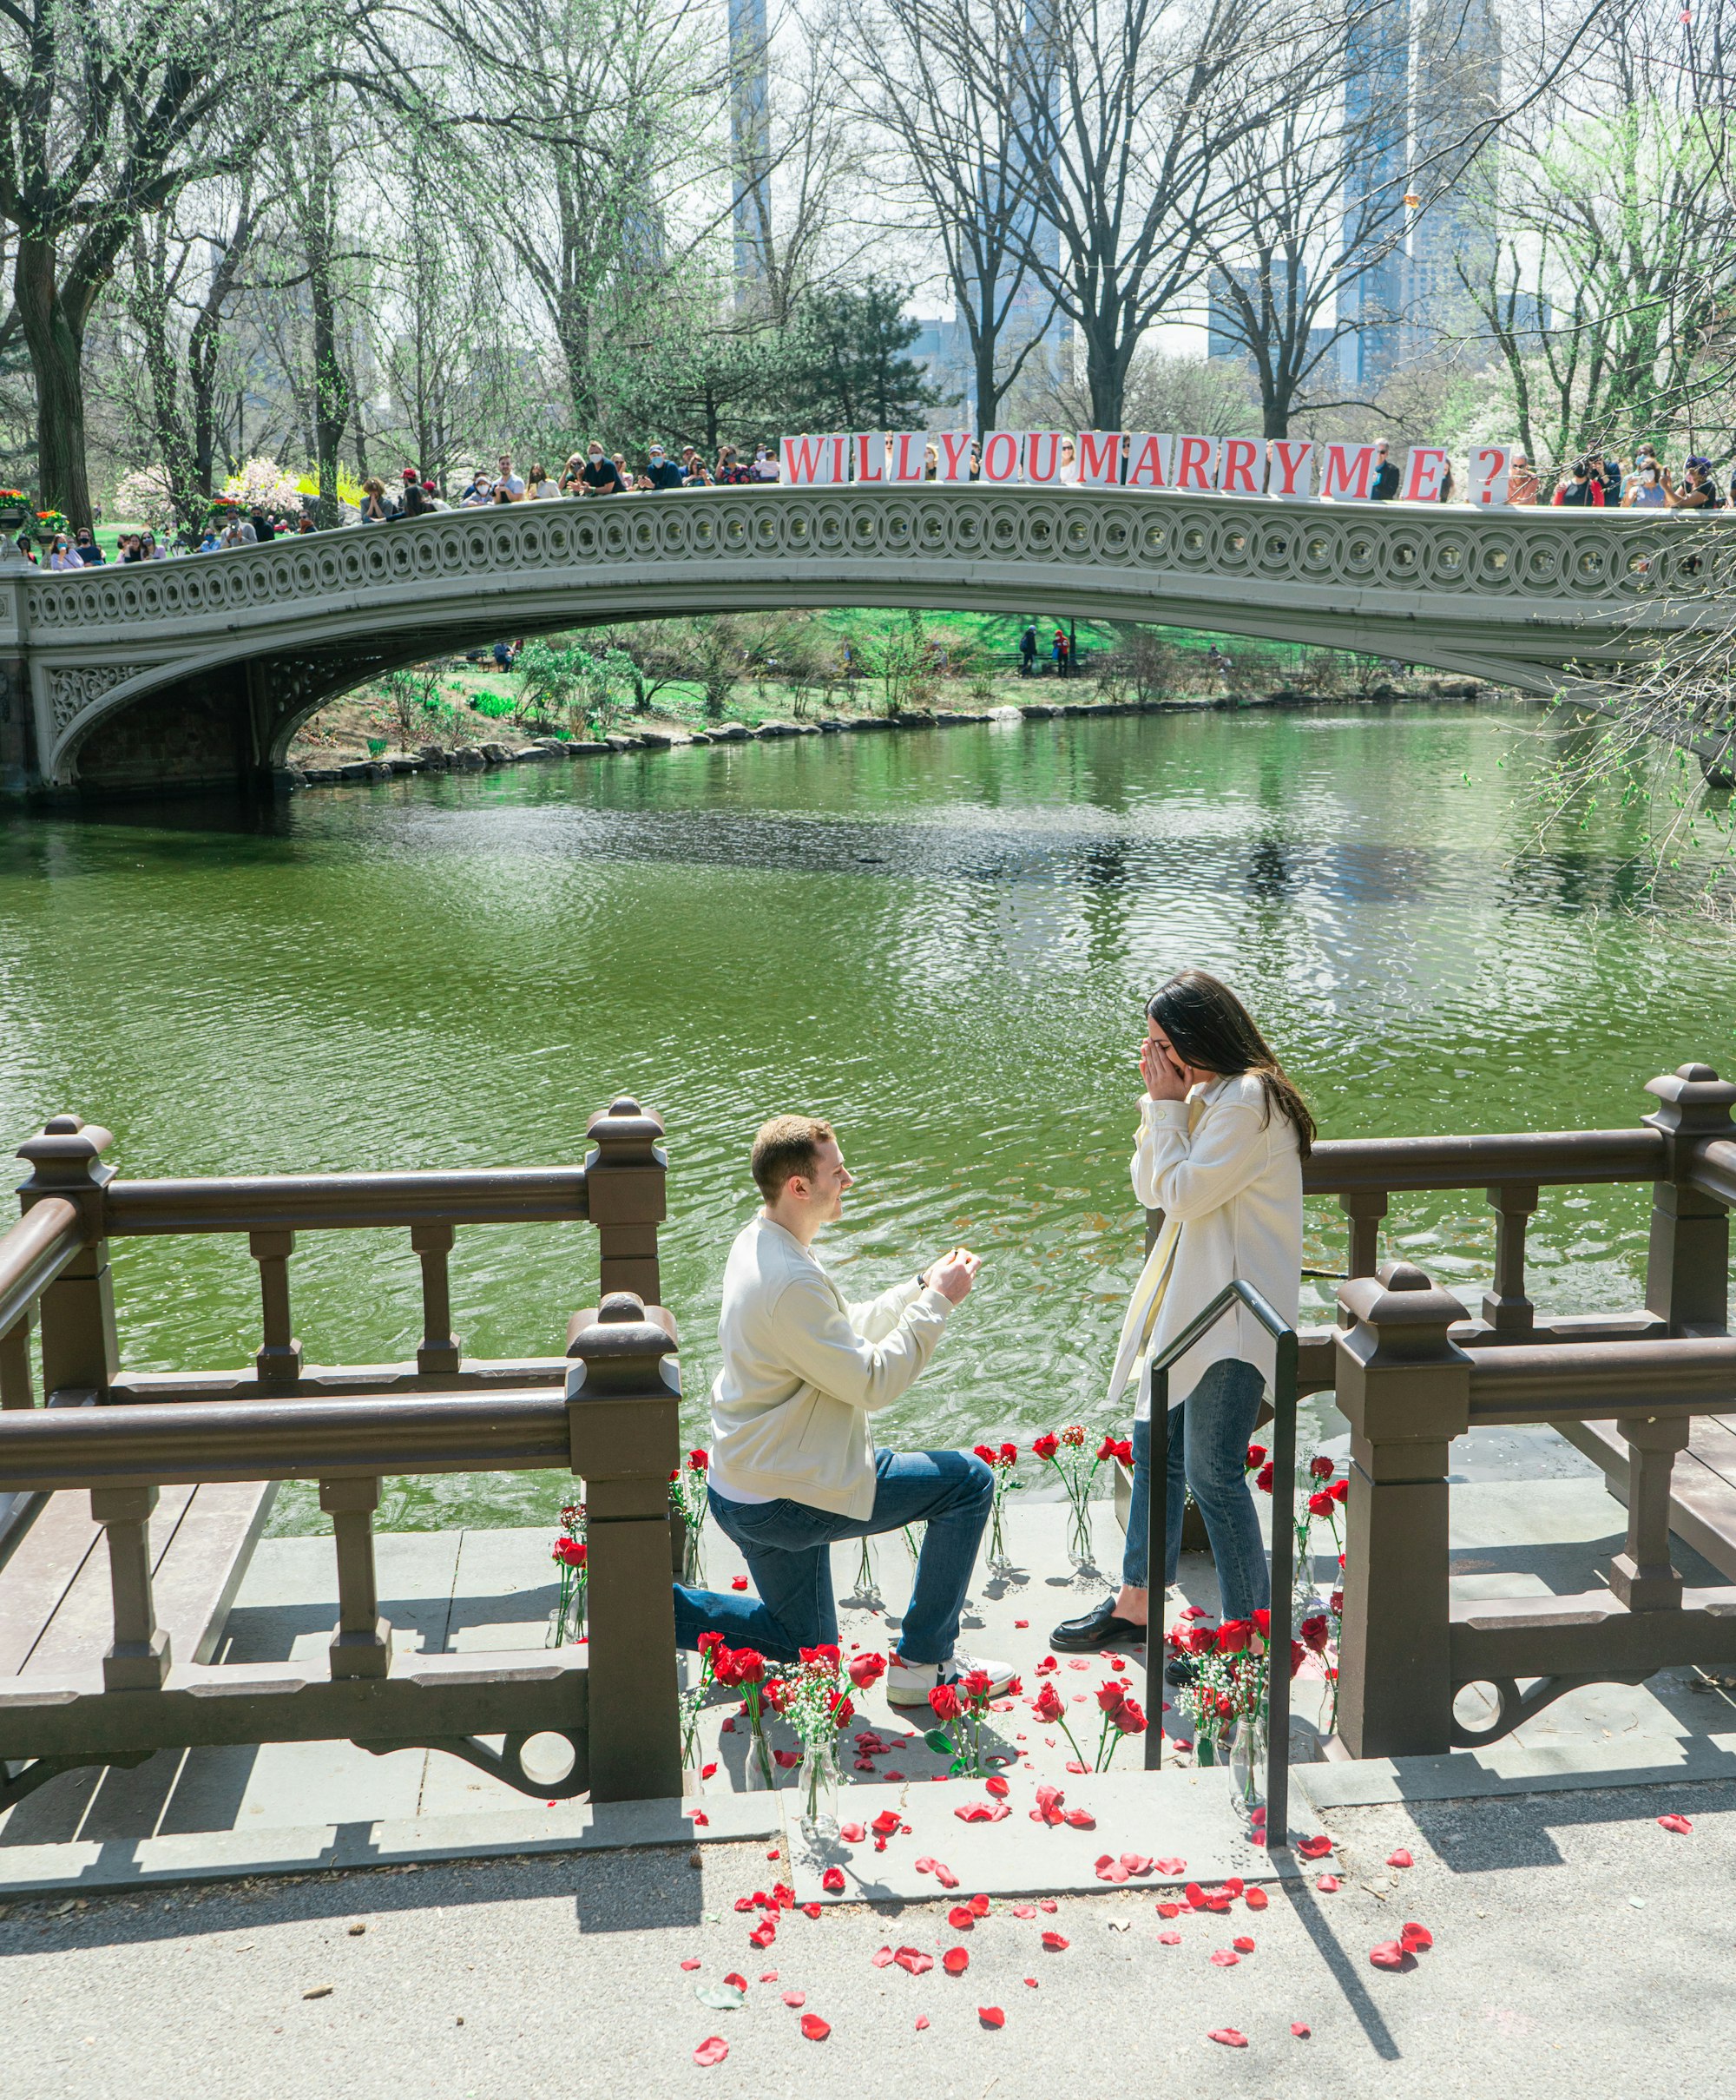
[1319,444,1378,502]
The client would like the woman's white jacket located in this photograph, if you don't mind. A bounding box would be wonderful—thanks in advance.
[1105,1072,1303,1420]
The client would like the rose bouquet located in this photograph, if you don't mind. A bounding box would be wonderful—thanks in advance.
[1250,1444,1349,1624]
[972,1441,1021,1572]
[549,1498,587,1645]
[1029,1675,1144,1770]
[1032,1425,1128,1567]
[1165,1610,1303,1821]
[668,1446,710,1585]
[774,1643,858,1845]
[713,1644,777,1790]
[926,1667,1022,1778]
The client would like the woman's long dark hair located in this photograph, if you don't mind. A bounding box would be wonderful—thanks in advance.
[1147,970,1316,1158]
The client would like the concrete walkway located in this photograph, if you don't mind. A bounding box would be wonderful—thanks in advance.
[3,1779,1727,2099]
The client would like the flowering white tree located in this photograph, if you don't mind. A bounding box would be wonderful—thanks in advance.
[113,465,180,533]
[220,457,306,516]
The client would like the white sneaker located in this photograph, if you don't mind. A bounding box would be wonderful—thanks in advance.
[885,1651,1018,1708]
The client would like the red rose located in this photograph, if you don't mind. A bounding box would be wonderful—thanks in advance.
[1032,1433,1060,1463]
[1187,1625,1215,1654]
[962,1669,992,1700]
[829,1694,855,1728]
[1331,1479,1349,1504]
[848,1652,887,1689]
[1255,1462,1274,1493]
[1309,1454,1334,1480]
[1031,1682,1063,1722]
[689,1448,710,1471]
[1301,1613,1330,1652]
[800,1643,841,1667]
[1095,1680,1128,1713]
[1289,1639,1305,1676]
[930,1684,963,1721]
[1245,1443,1266,1470]
[973,1444,997,1465]
[1307,1488,1335,1517]
[1095,1434,1120,1462]
[1214,1693,1235,1718]
[1216,1620,1251,1655]
[1330,1590,1344,1616]
[1252,1608,1271,1637]
[763,1677,787,1711]
[998,1441,1018,1465]
[1108,1696,1146,1735]
[553,1537,587,1568]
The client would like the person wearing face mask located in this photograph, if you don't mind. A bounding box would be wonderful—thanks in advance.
[1050,970,1309,1656]
[643,442,685,490]
[578,444,628,495]
[1624,461,1667,508]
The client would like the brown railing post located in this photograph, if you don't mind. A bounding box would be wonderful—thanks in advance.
[1333,1261,1471,1758]
[1608,1417,1690,1611]
[1338,1190,1388,1324]
[320,1476,393,1676]
[1482,1183,1539,1336]
[91,1483,171,1689]
[411,1222,461,1373]
[1642,1063,1736,1336]
[249,1228,302,1384]
[568,1291,681,1803]
[0,1310,33,1407]
[17,1116,119,1399]
[584,1100,666,1305]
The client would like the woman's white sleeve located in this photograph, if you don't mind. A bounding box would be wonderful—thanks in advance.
[1134,1099,1269,1219]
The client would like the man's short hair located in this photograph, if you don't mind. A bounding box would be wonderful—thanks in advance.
[751,1115,835,1201]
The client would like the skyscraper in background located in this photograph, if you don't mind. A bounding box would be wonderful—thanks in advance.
[728,0,772,293]
[1337,0,1413,389]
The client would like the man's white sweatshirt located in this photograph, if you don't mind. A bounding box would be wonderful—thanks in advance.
[707,1214,955,1520]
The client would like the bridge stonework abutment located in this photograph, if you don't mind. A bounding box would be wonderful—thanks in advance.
[69,666,261,798]
[0,566,37,794]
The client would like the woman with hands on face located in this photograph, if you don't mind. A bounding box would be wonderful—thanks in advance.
[1051,970,1311,1659]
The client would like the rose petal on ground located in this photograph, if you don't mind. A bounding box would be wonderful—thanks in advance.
[693,2037,729,2066]
[1296,1834,1334,1860]
[802,1903,821,1919]
[871,1810,901,1836]
[1185,1882,1207,1906]
[1011,1904,1037,1919]
[680,1958,701,1971]
[748,1925,775,1949]
[722,1972,747,1990]
[1369,1942,1410,1971]
[984,1774,1009,1798]
[1158,1931,1181,1945]
[1023,1976,1039,1987]
[943,1947,970,1975]
[1095,1861,1129,1884]
[1316,1874,1340,1893]
[1233,1935,1256,1953]
[759,1972,777,1983]
[1207,2028,1248,2048]
[1210,1950,1240,1967]
[871,1946,895,1969]
[1038,1899,1058,1914]
[1156,1903,1180,1919]
[967,1893,991,1918]
[1064,1808,1096,1828]
[1065,1760,1089,1774]
[782,1989,806,2007]
[841,1822,866,1843]
[691,1811,708,1826]
[1291,2021,1312,2038]
[1014,1619,1029,1628]
[894,1948,934,1977]
[915,2014,930,2031]
[1244,1887,1269,1911]
[1041,1931,1069,1951]
[799,2013,831,2041]
[730,1577,748,1591]
[1154,1856,1187,1875]
[821,1867,845,1893]
[934,1865,960,1890]
[1386,1848,1413,1868]
[978,2006,1005,2028]
[1399,1922,1433,1953]
[1121,1853,1154,1876]
[914,1856,936,1873]
[947,1906,976,1931]
[855,1759,877,1773]
[1658,1814,1693,1834]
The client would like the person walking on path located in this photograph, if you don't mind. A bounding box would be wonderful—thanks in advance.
[1050,971,1309,1655]
[673,1114,1014,1705]
[1020,622,1037,676]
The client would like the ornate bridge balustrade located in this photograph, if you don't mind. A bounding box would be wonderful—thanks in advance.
[0,1100,680,1811]
[1279,1063,1736,1756]
[2,486,1733,795]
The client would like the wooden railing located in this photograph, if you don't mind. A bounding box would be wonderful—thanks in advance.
[0,1100,680,1812]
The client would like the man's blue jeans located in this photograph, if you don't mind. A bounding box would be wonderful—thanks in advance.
[673,1447,994,1665]
[1121,1358,1269,1621]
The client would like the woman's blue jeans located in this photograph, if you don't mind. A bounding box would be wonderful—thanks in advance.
[1121,1357,1269,1621]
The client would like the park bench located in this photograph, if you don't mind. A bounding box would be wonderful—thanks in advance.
[0,1099,678,1814]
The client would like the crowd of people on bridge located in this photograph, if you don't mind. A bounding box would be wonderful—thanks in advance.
[19,436,1736,567]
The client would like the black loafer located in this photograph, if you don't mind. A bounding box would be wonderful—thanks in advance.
[1164,1655,1199,1689]
[1049,1596,1147,1652]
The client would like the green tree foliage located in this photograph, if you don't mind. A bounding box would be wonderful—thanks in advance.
[786,279,944,431]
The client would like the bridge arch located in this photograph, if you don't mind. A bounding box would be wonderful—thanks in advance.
[9,484,1729,796]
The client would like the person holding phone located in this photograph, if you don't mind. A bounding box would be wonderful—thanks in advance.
[1051,971,1310,1654]
[674,1114,1014,1704]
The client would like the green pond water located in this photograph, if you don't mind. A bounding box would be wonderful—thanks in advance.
[0,698,1726,1536]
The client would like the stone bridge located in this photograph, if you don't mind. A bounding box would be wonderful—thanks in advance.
[1,484,1730,796]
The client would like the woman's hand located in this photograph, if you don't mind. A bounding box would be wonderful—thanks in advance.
[1140,1034,1189,1101]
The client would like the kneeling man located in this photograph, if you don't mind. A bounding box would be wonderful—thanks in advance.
[674,1115,1012,1707]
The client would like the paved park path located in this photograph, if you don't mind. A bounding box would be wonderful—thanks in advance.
[4,1776,1728,2099]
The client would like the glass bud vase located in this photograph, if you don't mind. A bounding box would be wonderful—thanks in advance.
[681,1517,705,1590]
[744,1721,778,1794]
[796,1737,841,1850]
[987,1501,1015,1576]
[1228,1711,1268,1825]
[1066,1498,1095,1570]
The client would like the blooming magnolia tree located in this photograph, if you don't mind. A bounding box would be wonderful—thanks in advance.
[220,456,306,517]
[113,465,179,534]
